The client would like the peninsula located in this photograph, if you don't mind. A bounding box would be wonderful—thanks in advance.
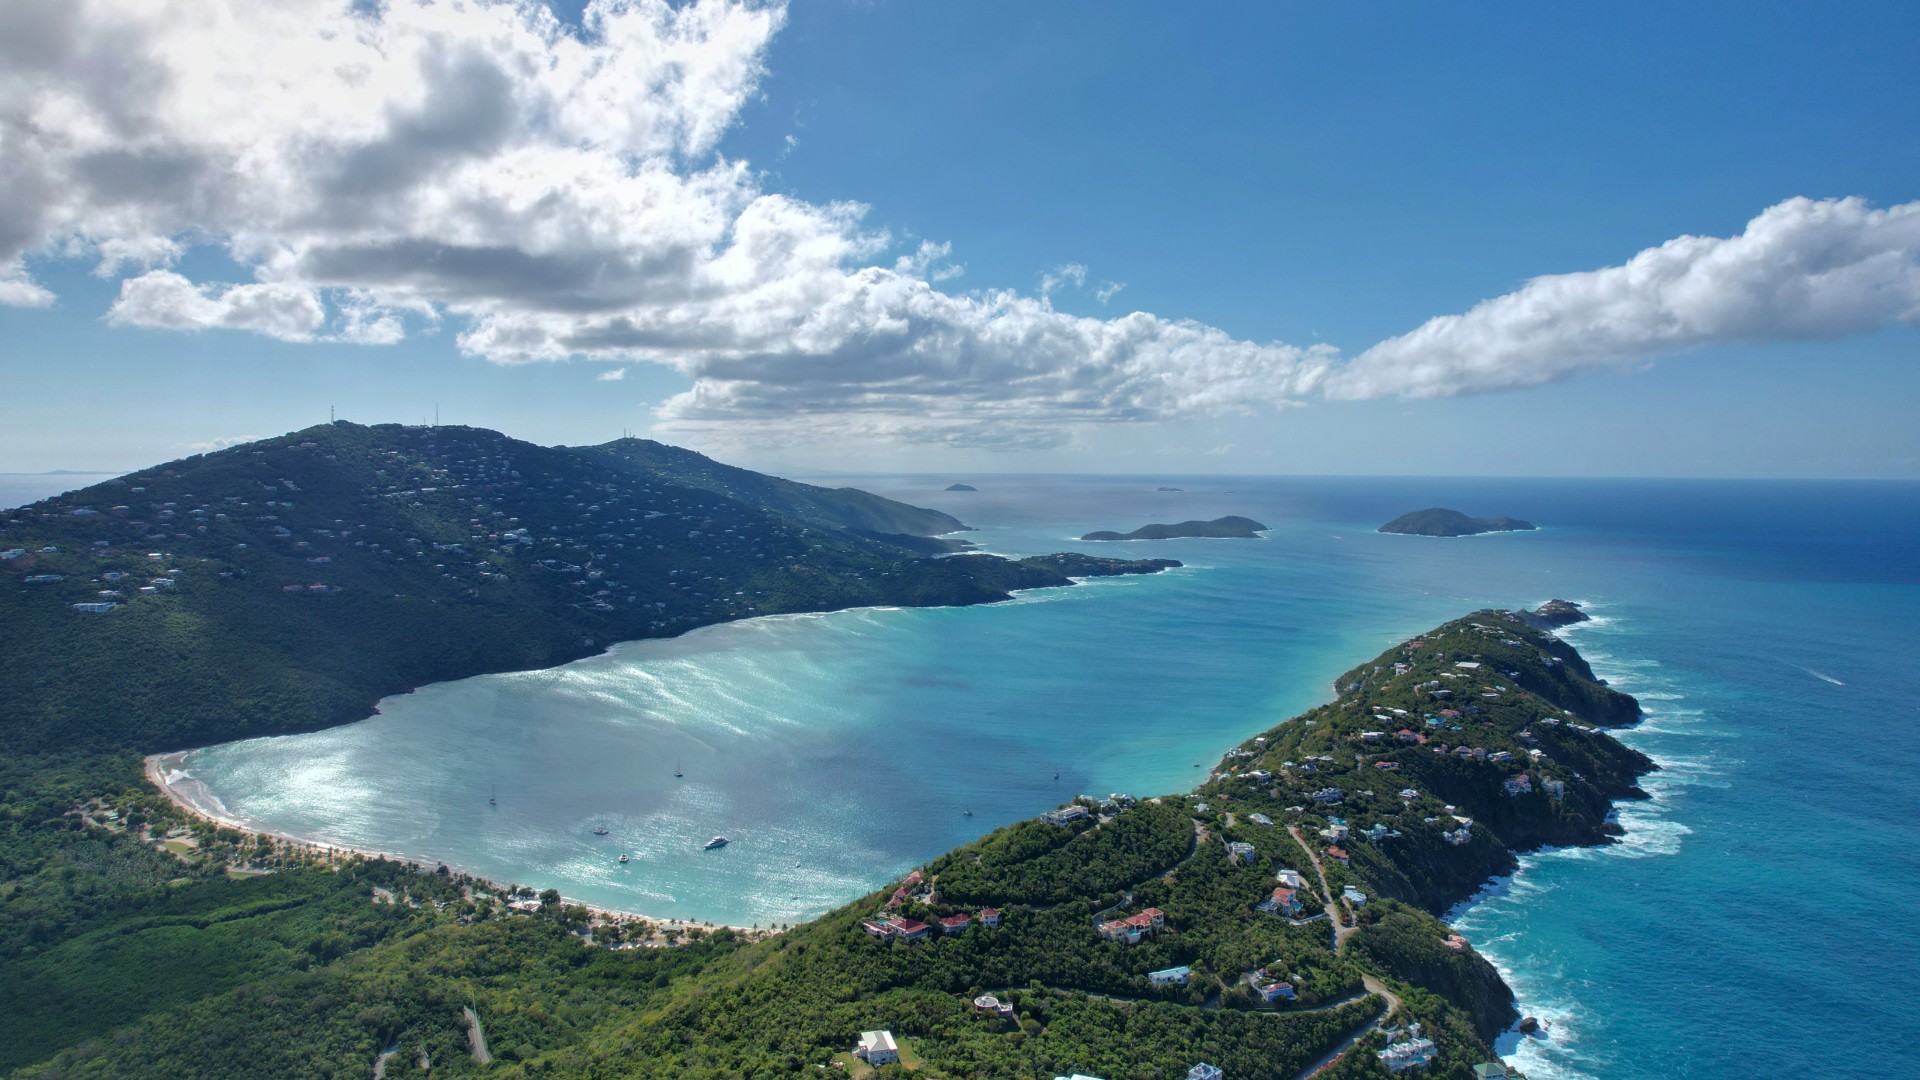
[1081,515,1268,541]
[1379,508,1537,537]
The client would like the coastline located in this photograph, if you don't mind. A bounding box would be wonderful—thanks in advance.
[1441,606,1667,1069]
[143,751,774,937]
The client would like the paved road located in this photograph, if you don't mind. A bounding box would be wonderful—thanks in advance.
[1290,976,1404,1080]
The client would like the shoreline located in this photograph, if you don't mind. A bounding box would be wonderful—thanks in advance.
[142,751,772,936]
[1441,605,1666,1065]
[134,560,1189,931]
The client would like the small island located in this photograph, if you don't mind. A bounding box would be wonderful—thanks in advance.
[1378,508,1536,537]
[1156,486,1184,492]
[944,483,977,492]
[1080,515,1267,541]
[1518,598,1590,630]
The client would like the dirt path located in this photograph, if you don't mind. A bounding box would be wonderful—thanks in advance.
[1287,826,1352,953]
[463,1006,491,1065]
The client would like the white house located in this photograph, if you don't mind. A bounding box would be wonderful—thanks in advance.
[854,1030,899,1067]
[1148,965,1191,987]
[1041,804,1090,826]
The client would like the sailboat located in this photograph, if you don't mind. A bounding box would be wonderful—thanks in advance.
[674,759,684,779]
[593,826,609,836]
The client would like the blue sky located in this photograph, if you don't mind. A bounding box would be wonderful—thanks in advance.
[1,1,1915,477]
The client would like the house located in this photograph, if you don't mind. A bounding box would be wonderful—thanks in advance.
[0,549,25,560]
[1502,774,1534,796]
[1472,1064,1514,1079]
[1041,804,1090,826]
[973,993,1015,1019]
[1247,812,1273,826]
[70,602,117,613]
[23,574,64,583]
[1442,826,1472,846]
[1364,823,1400,842]
[979,907,1002,928]
[1098,907,1166,944]
[1147,965,1191,987]
[1443,934,1470,952]
[854,1030,899,1066]
[1378,1036,1438,1072]
[940,913,972,935]
[1187,1065,1225,1080]
[1276,869,1307,890]
[1254,979,1297,1003]
[1259,886,1303,916]
[1319,824,1348,843]
[887,918,930,942]
[1310,787,1343,804]
[1326,846,1350,865]
[861,920,893,940]
[1374,761,1401,771]
[1226,841,1257,865]
[1342,885,1368,907]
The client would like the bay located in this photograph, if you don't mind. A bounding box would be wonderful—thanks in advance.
[182,474,1920,1078]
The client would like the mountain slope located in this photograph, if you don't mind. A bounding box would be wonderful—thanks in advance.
[0,423,1166,756]
[577,438,966,537]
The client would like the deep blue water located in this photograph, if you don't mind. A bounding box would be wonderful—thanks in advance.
[181,475,1920,1079]
[0,474,118,511]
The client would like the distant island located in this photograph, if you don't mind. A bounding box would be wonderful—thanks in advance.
[1156,486,1184,492]
[1080,515,1267,541]
[1378,508,1537,537]
[944,483,977,492]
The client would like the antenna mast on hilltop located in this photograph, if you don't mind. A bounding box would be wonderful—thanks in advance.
[435,403,439,427]
[330,405,335,423]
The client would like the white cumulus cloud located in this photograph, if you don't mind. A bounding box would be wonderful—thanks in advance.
[1327,196,1920,400]
[1,2,1913,449]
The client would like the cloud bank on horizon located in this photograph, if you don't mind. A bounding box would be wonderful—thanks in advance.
[3,0,1916,449]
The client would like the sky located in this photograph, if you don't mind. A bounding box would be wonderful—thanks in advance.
[0,0,1916,478]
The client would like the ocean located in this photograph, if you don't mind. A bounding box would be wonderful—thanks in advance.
[168,475,1918,1079]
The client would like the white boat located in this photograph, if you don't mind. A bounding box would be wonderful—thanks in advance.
[617,853,629,863]
[703,835,729,850]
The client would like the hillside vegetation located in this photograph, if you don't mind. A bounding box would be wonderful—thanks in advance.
[0,423,1168,757]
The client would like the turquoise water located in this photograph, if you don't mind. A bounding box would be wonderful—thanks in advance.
[183,475,1920,1078]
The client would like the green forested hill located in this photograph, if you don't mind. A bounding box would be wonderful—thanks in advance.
[2,601,1647,1079]
[0,423,1165,757]
[578,437,967,538]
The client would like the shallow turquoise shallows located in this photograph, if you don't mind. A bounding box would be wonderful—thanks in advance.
[181,475,1920,1080]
